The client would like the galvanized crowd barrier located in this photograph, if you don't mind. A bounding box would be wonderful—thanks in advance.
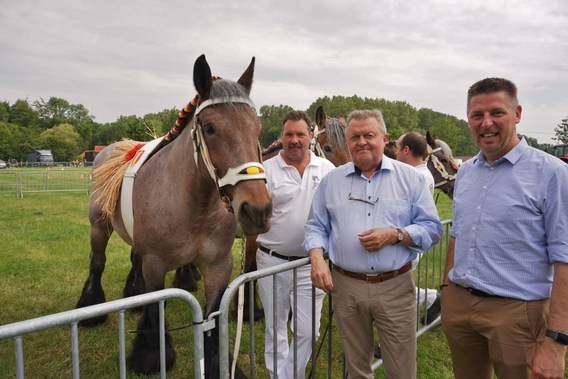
[0,289,205,379]
[0,221,452,378]
[0,170,92,197]
[220,220,453,378]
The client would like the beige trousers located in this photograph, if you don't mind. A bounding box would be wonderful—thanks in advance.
[441,283,549,379]
[331,268,417,379]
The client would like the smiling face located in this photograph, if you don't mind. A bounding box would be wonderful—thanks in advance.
[281,118,312,164]
[467,90,522,163]
[347,116,389,176]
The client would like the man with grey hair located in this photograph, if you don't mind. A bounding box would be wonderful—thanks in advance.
[304,109,443,378]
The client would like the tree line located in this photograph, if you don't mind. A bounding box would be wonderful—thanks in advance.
[0,96,561,163]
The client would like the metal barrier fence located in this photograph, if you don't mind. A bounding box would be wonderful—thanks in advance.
[0,170,92,197]
[219,220,453,378]
[0,221,452,378]
[0,289,205,379]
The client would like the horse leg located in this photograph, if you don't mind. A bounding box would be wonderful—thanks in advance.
[126,258,176,374]
[172,264,199,292]
[202,258,247,379]
[123,248,146,298]
[75,216,112,326]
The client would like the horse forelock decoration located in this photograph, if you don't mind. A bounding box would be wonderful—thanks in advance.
[76,54,272,378]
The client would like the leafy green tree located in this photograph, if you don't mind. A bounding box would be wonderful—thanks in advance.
[0,101,9,123]
[9,99,39,128]
[259,105,293,147]
[38,123,81,161]
[554,115,568,144]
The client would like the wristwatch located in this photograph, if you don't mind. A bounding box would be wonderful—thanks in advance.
[545,329,568,346]
[394,228,404,245]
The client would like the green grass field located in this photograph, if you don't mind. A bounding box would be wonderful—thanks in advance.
[0,189,531,379]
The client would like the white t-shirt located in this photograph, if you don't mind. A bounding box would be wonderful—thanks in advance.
[256,151,335,256]
[415,163,435,195]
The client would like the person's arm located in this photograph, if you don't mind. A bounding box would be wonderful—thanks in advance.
[441,236,456,289]
[309,248,333,293]
[531,262,568,379]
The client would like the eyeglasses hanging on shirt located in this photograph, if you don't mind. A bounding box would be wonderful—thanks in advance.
[348,175,378,205]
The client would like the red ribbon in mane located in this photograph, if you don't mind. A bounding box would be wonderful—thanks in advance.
[125,143,146,162]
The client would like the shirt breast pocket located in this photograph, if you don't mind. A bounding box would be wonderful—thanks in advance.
[379,199,411,226]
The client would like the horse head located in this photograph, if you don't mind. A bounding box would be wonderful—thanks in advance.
[314,106,350,166]
[425,131,459,199]
[191,55,272,235]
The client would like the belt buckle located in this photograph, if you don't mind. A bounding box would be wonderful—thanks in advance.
[365,273,381,282]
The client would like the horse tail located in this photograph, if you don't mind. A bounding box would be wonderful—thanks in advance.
[92,140,142,219]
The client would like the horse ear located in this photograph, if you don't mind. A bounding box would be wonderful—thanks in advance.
[194,54,213,99]
[315,106,327,130]
[426,130,435,147]
[237,57,255,95]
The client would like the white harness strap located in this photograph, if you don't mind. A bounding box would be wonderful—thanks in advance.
[120,137,165,241]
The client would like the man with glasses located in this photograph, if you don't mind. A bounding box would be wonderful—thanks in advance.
[304,109,443,378]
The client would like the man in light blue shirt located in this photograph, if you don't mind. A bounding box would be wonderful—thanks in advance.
[304,109,443,378]
[441,77,568,379]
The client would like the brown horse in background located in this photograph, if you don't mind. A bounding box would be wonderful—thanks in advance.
[75,55,272,377]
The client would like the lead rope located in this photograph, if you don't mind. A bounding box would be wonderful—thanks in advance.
[232,237,246,378]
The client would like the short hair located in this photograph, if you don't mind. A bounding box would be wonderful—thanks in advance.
[467,77,518,110]
[346,109,387,135]
[400,132,427,159]
[282,110,312,132]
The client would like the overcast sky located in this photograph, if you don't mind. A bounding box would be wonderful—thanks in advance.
[1,0,567,144]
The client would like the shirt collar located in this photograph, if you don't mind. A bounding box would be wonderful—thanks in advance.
[473,137,528,167]
[348,155,394,177]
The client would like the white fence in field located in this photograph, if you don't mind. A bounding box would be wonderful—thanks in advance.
[0,170,92,197]
[0,221,452,378]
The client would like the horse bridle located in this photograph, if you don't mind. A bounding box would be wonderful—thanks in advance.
[426,145,456,189]
[310,124,326,158]
[191,96,267,190]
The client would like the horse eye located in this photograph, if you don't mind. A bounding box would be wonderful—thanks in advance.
[323,146,332,153]
[203,124,215,135]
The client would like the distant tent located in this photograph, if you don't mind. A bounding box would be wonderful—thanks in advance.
[81,145,106,163]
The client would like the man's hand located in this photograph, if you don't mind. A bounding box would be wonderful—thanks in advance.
[530,338,566,379]
[309,248,333,293]
[358,228,398,252]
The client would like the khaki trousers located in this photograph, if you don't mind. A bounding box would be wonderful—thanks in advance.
[441,283,549,379]
[331,268,416,379]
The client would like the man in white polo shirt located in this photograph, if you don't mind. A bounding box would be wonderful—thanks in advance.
[256,110,335,378]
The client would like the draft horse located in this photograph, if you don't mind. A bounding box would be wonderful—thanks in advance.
[75,54,272,377]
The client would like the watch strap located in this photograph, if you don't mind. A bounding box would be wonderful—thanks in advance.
[545,329,568,346]
[394,228,403,245]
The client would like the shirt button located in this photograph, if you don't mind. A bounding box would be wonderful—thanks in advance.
[368,213,371,216]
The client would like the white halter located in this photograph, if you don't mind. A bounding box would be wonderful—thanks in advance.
[191,96,266,190]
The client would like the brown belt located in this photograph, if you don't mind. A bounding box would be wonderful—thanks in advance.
[333,262,412,283]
